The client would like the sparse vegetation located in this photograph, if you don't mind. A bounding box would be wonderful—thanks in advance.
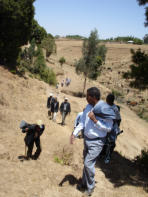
[54,147,73,166]
[0,0,35,66]
[75,29,107,95]
[41,34,56,58]
[135,148,148,173]
[59,57,66,67]
[123,48,148,89]
[18,43,57,85]
[66,35,85,40]
[101,36,143,44]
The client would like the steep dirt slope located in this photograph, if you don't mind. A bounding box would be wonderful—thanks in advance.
[0,41,148,197]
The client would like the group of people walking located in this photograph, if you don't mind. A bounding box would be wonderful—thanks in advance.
[20,86,122,197]
[47,93,71,125]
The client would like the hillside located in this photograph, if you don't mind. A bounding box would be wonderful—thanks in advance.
[0,40,148,197]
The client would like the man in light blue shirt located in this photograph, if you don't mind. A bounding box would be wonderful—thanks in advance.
[70,87,115,196]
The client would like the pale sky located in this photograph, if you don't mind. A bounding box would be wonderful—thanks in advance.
[34,0,148,39]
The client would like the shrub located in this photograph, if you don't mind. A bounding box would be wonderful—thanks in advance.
[135,148,148,173]
[59,57,66,67]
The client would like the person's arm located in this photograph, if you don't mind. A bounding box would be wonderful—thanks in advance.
[70,108,86,144]
[57,102,59,112]
[22,124,35,133]
[88,111,113,132]
[74,113,80,128]
[60,103,63,113]
[39,125,45,136]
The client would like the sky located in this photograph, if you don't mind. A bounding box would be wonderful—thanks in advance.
[34,0,148,39]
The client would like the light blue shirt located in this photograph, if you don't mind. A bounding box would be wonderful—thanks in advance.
[73,103,113,139]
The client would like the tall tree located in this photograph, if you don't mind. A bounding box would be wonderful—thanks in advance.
[137,0,148,26]
[123,49,148,89]
[30,19,47,44]
[75,29,107,95]
[143,34,148,43]
[0,0,35,66]
[41,34,56,58]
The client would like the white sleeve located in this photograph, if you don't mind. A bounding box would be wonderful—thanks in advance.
[95,119,113,133]
[73,122,84,137]
[74,114,80,128]
[73,107,89,137]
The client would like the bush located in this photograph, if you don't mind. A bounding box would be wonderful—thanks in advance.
[59,57,66,67]
[0,0,35,66]
[135,148,148,173]
[18,45,57,85]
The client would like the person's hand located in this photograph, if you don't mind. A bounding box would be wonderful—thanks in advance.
[88,111,97,123]
[34,132,38,138]
[70,134,75,144]
[25,128,29,132]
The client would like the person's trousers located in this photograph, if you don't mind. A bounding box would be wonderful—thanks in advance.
[61,112,67,125]
[52,112,57,121]
[82,137,105,190]
[27,138,41,159]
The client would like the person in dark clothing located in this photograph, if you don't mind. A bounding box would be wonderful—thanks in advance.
[50,97,59,121]
[20,120,45,160]
[47,93,54,118]
[60,98,71,125]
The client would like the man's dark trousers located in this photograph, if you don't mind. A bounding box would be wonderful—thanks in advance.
[27,137,41,159]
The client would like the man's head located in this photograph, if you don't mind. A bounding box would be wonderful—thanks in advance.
[54,97,57,101]
[106,93,115,105]
[64,98,68,102]
[86,87,101,106]
[35,120,43,131]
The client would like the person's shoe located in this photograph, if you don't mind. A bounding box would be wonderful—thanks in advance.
[76,183,87,192]
[104,157,110,164]
[84,188,94,196]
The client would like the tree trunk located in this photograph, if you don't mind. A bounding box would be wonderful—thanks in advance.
[82,77,87,97]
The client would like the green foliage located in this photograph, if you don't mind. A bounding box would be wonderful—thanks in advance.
[55,35,60,39]
[135,148,148,173]
[66,35,86,40]
[123,49,148,89]
[54,156,64,165]
[28,38,36,63]
[59,57,66,66]
[137,0,148,26]
[0,0,35,66]
[115,36,143,44]
[143,34,148,44]
[102,36,143,44]
[31,46,56,85]
[54,148,73,166]
[30,19,47,44]
[75,29,107,93]
[137,108,148,122]
[96,45,107,63]
[41,34,56,58]
[18,45,57,85]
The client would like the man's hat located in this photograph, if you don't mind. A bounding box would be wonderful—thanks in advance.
[65,97,68,100]
[36,120,43,128]
[50,93,53,96]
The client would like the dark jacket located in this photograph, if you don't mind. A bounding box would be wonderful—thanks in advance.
[47,96,54,108]
[60,102,71,113]
[51,101,59,112]
[22,124,45,146]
